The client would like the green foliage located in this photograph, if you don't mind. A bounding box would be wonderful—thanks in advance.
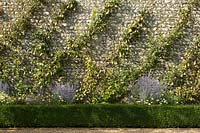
[191,0,200,7]
[0,0,78,102]
[74,9,150,104]
[0,0,45,98]
[0,0,199,104]
[99,69,132,103]
[71,0,121,103]
[106,10,151,67]
[74,57,104,103]
[2,0,41,51]
[165,37,200,104]
[131,4,195,80]
[54,0,78,21]
[66,0,121,59]
[0,92,16,105]
[1,105,200,127]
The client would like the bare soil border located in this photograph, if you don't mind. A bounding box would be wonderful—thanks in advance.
[0,128,200,133]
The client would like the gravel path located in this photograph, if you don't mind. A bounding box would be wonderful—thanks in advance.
[0,128,200,133]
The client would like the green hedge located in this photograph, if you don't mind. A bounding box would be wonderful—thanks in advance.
[0,104,200,128]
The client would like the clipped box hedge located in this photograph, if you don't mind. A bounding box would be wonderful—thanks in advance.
[0,104,200,128]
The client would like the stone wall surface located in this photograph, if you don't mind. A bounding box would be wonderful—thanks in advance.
[0,0,199,77]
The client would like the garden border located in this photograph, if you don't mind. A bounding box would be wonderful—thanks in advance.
[0,104,199,128]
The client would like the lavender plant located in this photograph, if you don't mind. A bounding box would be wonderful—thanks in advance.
[24,81,76,104]
[0,80,9,94]
[129,73,167,104]
[0,80,15,104]
[48,81,76,103]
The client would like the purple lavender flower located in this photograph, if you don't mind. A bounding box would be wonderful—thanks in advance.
[129,73,166,102]
[0,80,9,94]
[48,81,76,103]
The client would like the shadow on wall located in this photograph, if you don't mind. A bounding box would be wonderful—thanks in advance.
[0,7,4,16]
[0,7,9,22]
[0,80,9,94]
